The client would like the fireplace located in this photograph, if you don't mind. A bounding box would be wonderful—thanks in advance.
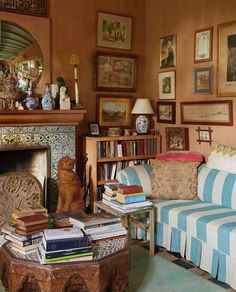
[0,145,50,206]
[0,109,87,212]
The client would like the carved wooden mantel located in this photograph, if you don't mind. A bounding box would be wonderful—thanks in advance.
[0,109,87,126]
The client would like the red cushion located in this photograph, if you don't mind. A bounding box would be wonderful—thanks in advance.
[156,151,204,163]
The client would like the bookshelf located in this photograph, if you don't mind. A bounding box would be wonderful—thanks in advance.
[83,135,161,207]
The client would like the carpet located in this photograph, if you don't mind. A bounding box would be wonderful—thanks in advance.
[0,245,230,292]
[126,245,229,292]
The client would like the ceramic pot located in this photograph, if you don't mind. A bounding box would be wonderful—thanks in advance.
[41,83,55,110]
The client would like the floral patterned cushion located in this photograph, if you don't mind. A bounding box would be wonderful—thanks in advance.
[150,160,198,200]
[0,172,43,229]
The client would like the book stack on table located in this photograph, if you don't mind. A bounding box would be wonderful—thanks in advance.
[38,227,92,264]
[102,184,153,213]
[1,225,43,255]
[69,211,127,241]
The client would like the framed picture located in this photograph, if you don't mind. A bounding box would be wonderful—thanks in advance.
[156,101,176,124]
[194,66,213,94]
[89,122,100,136]
[194,27,213,63]
[22,61,30,73]
[97,95,132,127]
[165,127,189,151]
[218,20,236,96]
[180,100,233,126]
[158,71,175,99]
[196,126,213,145]
[160,34,176,68]
[97,12,132,50]
[94,52,137,91]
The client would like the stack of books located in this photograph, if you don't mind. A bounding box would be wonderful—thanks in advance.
[49,212,73,228]
[12,206,48,222]
[102,185,153,213]
[1,224,43,255]
[69,212,127,241]
[102,183,124,202]
[37,227,92,264]
[14,214,49,236]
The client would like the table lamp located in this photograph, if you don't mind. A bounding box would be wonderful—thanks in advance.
[131,98,154,134]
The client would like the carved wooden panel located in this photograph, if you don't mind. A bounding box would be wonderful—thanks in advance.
[63,273,89,292]
[0,0,47,17]
[18,274,41,292]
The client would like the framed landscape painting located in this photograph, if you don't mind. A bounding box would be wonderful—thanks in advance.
[97,95,132,127]
[94,52,137,92]
[97,12,132,50]
[218,20,236,96]
[156,101,176,124]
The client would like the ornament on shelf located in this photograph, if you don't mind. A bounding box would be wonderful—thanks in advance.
[59,86,71,110]
[41,83,55,110]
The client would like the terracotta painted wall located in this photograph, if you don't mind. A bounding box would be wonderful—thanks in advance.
[50,0,146,134]
[145,0,236,157]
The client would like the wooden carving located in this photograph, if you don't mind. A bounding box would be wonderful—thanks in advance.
[56,156,84,212]
[19,274,41,292]
[63,273,89,292]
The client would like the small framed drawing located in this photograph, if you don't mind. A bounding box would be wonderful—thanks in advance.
[194,66,213,94]
[97,95,132,128]
[156,101,176,124]
[165,127,189,151]
[94,52,137,92]
[194,27,213,63]
[97,12,132,50]
[218,20,236,96]
[160,34,176,68]
[89,122,100,136]
[158,71,175,100]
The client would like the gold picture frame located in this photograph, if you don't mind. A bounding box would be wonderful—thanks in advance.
[194,27,213,63]
[97,95,132,128]
[218,20,236,96]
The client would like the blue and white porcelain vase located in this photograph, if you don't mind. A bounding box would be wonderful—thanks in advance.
[41,83,55,110]
[135,115,149,134]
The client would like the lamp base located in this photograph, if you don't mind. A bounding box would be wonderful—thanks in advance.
[72,103,86,110]
[135,115,150,134]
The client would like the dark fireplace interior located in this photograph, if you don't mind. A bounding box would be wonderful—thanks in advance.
[0,145,51,207]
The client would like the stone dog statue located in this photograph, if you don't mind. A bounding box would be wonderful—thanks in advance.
[56,156,84,212]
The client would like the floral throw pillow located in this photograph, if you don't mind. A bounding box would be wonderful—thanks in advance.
[150,159,198,200]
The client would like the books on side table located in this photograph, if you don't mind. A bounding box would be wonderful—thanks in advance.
[102,183,153,213]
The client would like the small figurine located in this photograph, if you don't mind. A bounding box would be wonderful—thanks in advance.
[59,86,71,110]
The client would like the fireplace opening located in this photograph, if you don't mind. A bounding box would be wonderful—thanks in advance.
[0,145,51,207]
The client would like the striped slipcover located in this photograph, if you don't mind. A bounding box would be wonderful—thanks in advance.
[155,165,236,289]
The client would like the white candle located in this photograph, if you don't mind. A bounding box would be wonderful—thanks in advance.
[75,82,79,104]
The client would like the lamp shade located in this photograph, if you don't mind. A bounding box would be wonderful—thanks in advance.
[131,98,154,114]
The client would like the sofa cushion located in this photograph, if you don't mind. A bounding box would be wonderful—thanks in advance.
[116,164,152,196]
[198,165,236,209]
[150,160,198,200]
[207,142,236,174]
[157,151,204,163]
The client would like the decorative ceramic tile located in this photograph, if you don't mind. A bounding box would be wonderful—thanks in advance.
[0,125,76,211]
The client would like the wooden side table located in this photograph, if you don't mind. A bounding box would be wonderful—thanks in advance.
[93,201,155,256]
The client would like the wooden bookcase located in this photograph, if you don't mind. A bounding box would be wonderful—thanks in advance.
[83,135,161,207]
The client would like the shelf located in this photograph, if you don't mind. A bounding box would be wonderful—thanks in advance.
[86,135,158,142]
[0,109,87,126]
[97,154,157,163]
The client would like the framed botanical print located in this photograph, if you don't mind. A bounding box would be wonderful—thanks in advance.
[165,127,189,151]
[156,101,176,124]
[194,66,213,94]
[97,12,132,50]
[158,71,175,100]
[94,52,137,92]
[218,20,236,96]
[97,95,132,127]
[160,34,176,68]
[194,27,213,63]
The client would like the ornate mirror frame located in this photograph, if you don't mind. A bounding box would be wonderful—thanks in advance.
[0,11,50,95]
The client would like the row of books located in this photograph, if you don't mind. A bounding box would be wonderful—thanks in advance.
[38,227,92,264]
[98,160,148,181]
[102,184,153,213]
[97,139,157,159]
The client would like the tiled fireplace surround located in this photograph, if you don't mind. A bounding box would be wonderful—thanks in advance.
[0,109,86,212]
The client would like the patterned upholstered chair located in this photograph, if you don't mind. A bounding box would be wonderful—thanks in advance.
[0,171,43,230]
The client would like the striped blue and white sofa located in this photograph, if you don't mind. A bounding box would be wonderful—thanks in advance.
[117,164,236,289]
